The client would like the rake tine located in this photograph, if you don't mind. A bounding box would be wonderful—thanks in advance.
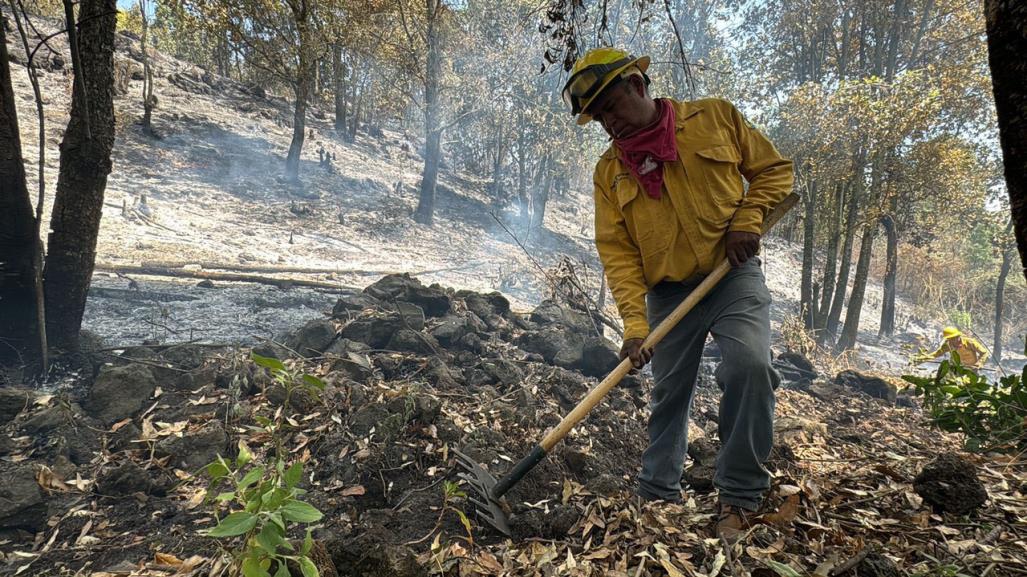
[456,471,488,487]
[467,494,494,511]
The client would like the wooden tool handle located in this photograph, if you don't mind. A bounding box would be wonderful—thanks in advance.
[539,193,799,451]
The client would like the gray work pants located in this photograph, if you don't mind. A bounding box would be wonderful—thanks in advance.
[637,258,779,511]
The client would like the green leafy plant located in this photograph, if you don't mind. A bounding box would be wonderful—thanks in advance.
[422,481,475,574]
[903,354,1027,452]
[203,353,327,577]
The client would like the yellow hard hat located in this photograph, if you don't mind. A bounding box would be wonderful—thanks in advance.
[562,47,650,126]
[942,327,962,339]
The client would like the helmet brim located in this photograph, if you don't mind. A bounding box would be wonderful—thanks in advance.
[574,55,651,125]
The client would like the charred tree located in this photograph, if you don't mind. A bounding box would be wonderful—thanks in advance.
[836,224,876,352]
[816,183,844,331]
[994,220,1015,364]
[413,0,443,225]
[333,44,347,134]
[284,2,313,182]
[825,163,864,341]
[878,213,898,338]
[43,0,117,353]
[139,0,156,135]
[984,0,1027,282]
[800,173,816,329]
[0,22,41,366]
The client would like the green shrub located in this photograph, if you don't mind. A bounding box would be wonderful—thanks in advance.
[203,353,327,577]
[903,355,1026,452]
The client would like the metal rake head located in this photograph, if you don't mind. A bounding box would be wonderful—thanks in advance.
[453,448,511,536]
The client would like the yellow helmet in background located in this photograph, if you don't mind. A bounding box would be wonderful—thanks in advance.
[562,47,650,126]
[943,327,962,340]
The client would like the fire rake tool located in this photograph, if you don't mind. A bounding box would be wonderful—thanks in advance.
[456,193,800,536]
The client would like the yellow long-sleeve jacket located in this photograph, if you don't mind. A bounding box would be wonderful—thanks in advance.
[924,336,990,368]
[593,98,794,341]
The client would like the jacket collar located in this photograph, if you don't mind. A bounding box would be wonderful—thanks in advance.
[600,99,704,160]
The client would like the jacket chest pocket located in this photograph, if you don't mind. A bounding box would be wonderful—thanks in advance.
[615,177,669,258]
[693,144,744,223]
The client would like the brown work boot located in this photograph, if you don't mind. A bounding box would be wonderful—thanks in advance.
[714,502,754,543]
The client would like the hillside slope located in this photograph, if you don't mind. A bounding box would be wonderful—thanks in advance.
[6,14,1008,373]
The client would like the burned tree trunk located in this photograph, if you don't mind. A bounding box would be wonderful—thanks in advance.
[879,213,898,338]
[284,7,313,182]
[413,0,443,225]
[284,78,309,181]
[0,22,41,366]
[800,174,816,329]
[816,182,844,331]
[984,0,1027,282]
[139,0,156,135]
[516,114,529,229]
[836,225,876,352]
[994,221,1015,364]
[994,247,1012,364]
[825,171,863,341]
[43,0,117,353]
[333,44,347,134]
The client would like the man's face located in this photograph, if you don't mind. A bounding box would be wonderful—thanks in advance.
[587,76,652,140]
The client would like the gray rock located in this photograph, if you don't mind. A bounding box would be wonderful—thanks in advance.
[586,473,623,496]
[834,370,897,403]
[683,464,715,492]
[530,300,594,333]
[340,313,405,349]
[325,338,371,356]
[160,344,208,370]
[349,405,390,437]
[331,294,382,317]
[0,464,46,532]
[479,359,524,389]
[20,406,70,435]
[329,356,373,383]
[461,291,511,318]
[364,274,451,317]
[97,461,164,496]
[286,319,337,357]
[580,336,620,377]
[109,422,142,453]
[393,301,425,331]
[84,364,157,424]
[456,332,484,354]
[516,326,585,369]
[251,341,293,360]
[387,328,438,355]
[687,437,720,465]
[156,421,229,471]
[424,357,462,388]
[429,313,482,347]
[0,388,32,423]
[914,454,987,515]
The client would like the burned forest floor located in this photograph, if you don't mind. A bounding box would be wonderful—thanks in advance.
[3,10,1027,577]
[2,275,1027,577]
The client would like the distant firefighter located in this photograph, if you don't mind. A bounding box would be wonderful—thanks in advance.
[915,327,989,369]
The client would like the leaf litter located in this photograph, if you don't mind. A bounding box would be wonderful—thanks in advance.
[0,275,1025,577]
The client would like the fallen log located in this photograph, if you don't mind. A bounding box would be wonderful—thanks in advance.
[128,259,487,277]
[93,264,359,291]
[87,286,199,302]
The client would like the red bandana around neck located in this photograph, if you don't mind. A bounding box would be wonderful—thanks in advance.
[615,98,678,200]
